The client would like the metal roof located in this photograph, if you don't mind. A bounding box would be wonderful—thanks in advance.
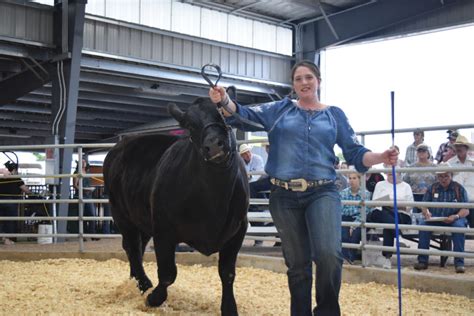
[0,0,473,147]
[182,0,372,26]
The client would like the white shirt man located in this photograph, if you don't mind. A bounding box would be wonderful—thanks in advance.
[448,135,474,201]
[239,144,264,183]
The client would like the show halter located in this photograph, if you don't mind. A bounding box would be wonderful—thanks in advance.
[391,91,403,315]
[201,64,264,129]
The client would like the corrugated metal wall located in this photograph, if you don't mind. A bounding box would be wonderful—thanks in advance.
[0,2,53,45]
[87,0,293,56]
[30,0,292,56]
[2,1,292,84]
[83,17,292,83]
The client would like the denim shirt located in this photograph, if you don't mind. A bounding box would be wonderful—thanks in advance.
[226,97,370,181]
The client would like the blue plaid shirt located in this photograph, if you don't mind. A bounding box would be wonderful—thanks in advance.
[423,181,468,217]
[339,188,372,222]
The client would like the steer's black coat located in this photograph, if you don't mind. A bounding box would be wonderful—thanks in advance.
[103,98,249,315]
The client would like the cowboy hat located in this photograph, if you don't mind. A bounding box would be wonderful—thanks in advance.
[435,162,453,175]
[239,144,251,155]
[453,134,474,150]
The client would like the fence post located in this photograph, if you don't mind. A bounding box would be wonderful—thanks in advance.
[78,148,84,252]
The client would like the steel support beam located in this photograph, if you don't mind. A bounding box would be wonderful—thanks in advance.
[50,0,87,236]
[300,0,466,56]
[19,94,174,116]
[0,60,54,105]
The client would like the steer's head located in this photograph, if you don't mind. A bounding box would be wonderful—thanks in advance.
[169,99,234,164]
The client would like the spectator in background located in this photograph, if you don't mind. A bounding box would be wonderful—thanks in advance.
[366,172,385,193]
[403,143,436,207]
[73,159,97,240]
[339,171,371,263]
[435,130,458,163]
[448,134,474,227]
[414,164,469,273]
[404,129,433,166]
[249,144,272,198]
[442,143,456,162]
[340,161,349,170]
[246,144,272,247]
[0,161,31,245]
[368,163,414,269]
[239,144,264,183]
[334,157,348,191]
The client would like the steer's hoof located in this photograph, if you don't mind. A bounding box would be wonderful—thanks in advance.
[146,288,167,307]
[138,278,153,294]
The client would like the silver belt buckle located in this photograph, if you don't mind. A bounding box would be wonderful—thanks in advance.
[290,178,308,192]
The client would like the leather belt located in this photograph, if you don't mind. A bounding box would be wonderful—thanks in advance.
[270,178,334,192]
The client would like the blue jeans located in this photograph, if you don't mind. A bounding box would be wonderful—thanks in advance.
[341,215,361,262]
[417,217,467,267]
[83,202,96,235]
[269,184,342,316]
[368,208,411,258]
[0,203,17,234]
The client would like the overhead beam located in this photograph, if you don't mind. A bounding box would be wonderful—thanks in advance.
[80,56,290,94]
[0,60,54,105]
[0,119,120,134]
[0,110,136,129]
[0,102,167,123]
[0,41,54,61]
[0,125,103,140]
[18,94,174,116]
[300,0,466,56]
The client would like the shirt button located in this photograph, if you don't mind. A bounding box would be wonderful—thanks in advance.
[308,126,311,131]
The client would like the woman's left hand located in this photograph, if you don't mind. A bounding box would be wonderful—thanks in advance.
[381,147,399,165]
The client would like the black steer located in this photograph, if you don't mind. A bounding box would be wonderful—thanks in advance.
[103,98,249,315]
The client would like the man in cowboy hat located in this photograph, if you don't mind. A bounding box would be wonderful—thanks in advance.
[448,134,474,227]
[239,144,264,183]
[239,144,266,246]
[414,163,469,273]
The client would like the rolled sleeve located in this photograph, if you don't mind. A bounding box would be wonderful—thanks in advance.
[331,107,370,173]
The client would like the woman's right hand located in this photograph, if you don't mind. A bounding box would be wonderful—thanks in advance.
[209,86,227,104]
[422,209,432,220]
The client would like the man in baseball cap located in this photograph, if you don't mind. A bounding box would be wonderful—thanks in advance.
[434,129,458,163]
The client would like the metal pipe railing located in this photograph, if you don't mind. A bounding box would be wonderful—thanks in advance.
[1,127,473,263]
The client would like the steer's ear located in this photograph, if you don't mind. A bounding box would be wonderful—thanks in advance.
[168,103,185,125]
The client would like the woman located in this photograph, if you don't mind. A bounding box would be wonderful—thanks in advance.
[339,171,371,263]
[209,60,398,316]
[403,143,436,203]
[369,163,414,269]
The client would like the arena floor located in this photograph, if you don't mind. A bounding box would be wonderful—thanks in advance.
[0,238,473,315]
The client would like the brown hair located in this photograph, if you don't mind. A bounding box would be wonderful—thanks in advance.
[290,60,321,83]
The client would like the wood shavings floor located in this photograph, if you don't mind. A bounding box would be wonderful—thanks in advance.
[0,258,472,315]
